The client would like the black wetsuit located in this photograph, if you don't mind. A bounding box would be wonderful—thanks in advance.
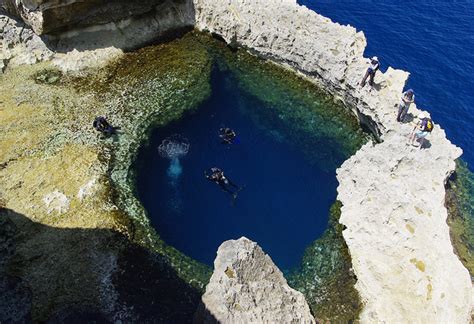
[219,128,236,144]
[93,117,118,136]
[206,168,239,195]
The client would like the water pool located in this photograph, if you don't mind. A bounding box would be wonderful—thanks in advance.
[133,43,366,271]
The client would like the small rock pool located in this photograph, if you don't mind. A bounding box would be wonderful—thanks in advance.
[133,45,366,271]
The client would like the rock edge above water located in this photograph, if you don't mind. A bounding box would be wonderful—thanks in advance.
[194,237,315,323]
[193,0,472,322]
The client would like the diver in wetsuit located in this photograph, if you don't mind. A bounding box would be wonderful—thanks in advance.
[93,116,120,137]
[205,167,240,198]
[219,127,237,145]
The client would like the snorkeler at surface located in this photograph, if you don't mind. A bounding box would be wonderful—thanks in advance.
[219,127,237,144]
[205,167,240,198]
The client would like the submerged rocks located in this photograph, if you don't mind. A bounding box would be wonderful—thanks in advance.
[195,237,315,323]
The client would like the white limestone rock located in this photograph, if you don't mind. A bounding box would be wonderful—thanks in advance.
[0,14,54,68]
[195,237,315,323]
[52,47,123,76]
[193,0,473,322]
[43,190,69,214]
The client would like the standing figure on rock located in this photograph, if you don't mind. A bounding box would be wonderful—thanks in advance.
[396,89,415,122]
[359,56,380,89]
[408,112,434,148]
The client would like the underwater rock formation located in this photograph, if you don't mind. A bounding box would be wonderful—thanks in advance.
[193,0,472,322]
[195,237,315,323]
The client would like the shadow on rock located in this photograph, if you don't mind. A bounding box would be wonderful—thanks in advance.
[0,208,208,323]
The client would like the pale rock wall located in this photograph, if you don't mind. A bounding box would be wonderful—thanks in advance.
[195,237,315,323]
[193,0,472,322]
[0,14,53,69]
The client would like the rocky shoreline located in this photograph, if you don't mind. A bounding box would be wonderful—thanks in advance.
[1,0,472,322]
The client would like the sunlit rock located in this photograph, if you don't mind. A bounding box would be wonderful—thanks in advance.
[195,237,315,323]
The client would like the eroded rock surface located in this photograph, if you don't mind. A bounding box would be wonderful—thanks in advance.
[0,14,53,69]
[195,237,315,323]
[4,0,195,36]
[1,0,195,73]
[193,0,472,322]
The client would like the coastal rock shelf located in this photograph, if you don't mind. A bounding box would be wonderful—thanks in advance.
[193,0,472,322]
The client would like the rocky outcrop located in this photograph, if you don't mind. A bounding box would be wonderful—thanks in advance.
[3,0,195,36]
[0,15,53,69]
[193,0,472,322]
[195,237,315,323]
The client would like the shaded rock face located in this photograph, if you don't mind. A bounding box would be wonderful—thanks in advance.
[5,0,194,35]
[195,237,315,323]
[2,0,195,54]
[0,208,203,322]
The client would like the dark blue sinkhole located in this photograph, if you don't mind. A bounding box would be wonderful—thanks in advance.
[133,63,362,271]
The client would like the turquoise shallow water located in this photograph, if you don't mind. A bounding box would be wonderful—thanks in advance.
[300,0,474,169]
[134,59,363,270]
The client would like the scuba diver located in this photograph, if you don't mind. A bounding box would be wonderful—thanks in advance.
[93,116,120,137]
[219,127,237,145]
[205,167,240,199]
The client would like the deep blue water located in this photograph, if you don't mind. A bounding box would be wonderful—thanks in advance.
[135,66,343,270]
[299,0,474,169]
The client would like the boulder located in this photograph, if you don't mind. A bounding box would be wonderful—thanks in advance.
[195,237,315,323]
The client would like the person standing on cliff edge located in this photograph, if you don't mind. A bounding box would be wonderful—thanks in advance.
[359,56,380,89]
[396,89,415,122]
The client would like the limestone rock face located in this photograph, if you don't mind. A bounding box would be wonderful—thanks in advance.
[195,237,315,323]
[1,0,195,72]
[2,0,195,59]
[0,15,53,68]
[194,0,472,322]
[6,0,194,35]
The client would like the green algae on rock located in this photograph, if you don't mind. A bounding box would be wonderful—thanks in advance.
[0,33,214,321]
[446,160,474,277]
[288,201,363,322]
[77,33,216,289]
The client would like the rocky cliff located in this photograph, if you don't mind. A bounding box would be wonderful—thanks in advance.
[193,0,472,322]
[3,0,195,35]
[195,237,315,323]
[1,0,195,70]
